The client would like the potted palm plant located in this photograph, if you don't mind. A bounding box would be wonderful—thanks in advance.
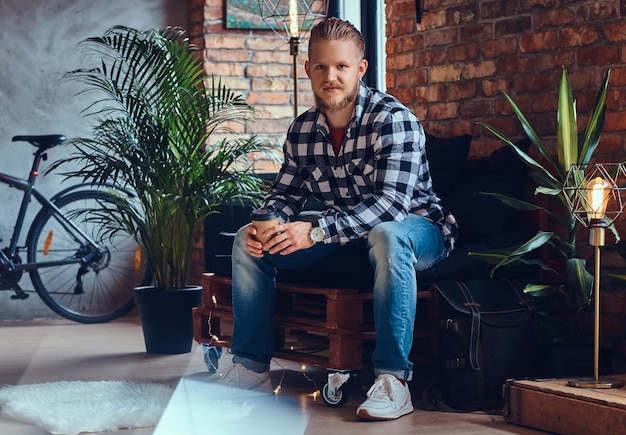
[473,67,626,373]
[49,26,273,354]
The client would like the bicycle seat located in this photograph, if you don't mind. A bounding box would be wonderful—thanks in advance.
[12,134,67,150]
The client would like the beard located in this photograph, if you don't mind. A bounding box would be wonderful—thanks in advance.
[314,81,359,113]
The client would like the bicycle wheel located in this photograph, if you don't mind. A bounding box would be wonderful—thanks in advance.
[27,189,150,323]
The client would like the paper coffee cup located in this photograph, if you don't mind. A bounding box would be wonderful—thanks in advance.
[250,208,279,244]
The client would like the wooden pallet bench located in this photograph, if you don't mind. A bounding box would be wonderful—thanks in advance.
[193,273,438,371]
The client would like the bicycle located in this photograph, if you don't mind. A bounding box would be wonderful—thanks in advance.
[0,134,149,323]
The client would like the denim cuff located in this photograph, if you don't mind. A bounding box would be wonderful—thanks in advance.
[374,368,413,382]
[233,355,270,373]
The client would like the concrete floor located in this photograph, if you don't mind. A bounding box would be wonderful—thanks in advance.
[0,316,548,434]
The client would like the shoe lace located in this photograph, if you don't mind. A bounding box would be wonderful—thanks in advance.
[366,375,396,402]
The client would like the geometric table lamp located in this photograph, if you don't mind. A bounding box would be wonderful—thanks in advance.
[563,162,626,388]
[258,0,328,117]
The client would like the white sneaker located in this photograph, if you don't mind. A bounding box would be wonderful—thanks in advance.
[216,362,273,393]
[356,374,414,420]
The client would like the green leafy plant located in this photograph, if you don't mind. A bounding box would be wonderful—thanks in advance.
[473,66,622,342]
[48,26,274,290]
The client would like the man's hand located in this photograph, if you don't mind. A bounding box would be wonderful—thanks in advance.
[245,221,315,257]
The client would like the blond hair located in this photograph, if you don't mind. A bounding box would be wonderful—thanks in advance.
[308,17,365,60]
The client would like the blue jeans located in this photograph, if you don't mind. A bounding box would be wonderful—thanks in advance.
[230,214,447,381]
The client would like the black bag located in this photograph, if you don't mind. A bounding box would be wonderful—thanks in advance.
[425,279,542,412]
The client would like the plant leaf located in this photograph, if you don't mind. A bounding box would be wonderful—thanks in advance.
[557,67,578,177]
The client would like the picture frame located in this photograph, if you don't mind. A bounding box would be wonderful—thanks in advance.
[225,0,268,30]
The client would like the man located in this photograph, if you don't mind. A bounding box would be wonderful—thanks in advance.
[220,17,458,421]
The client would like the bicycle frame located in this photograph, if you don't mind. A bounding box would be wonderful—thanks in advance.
[0,149,101,273]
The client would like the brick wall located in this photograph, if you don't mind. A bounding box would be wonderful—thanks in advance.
[385,0,626,159]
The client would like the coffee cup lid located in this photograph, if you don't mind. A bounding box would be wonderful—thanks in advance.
[250,207,279,221]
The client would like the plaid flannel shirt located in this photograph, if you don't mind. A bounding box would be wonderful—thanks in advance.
[263,81,458,255]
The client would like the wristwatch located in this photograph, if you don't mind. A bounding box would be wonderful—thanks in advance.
[309,221,325,243]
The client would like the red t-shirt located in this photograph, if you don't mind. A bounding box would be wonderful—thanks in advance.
[329,127,345,156]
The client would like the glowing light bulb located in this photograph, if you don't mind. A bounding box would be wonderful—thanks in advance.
[586,176,610,220]
[289,0,299,38]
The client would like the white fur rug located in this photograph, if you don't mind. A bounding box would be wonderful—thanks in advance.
[0,380,173,435]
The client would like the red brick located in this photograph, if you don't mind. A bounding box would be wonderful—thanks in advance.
[495,94,531,116]
[596,134,624,155]
[252,50,292,64]
[388,0,418,18]
[605,22,626,42]
[395,35,423,53]
[481,38,518,58]
[447,42,481,61]
[206,49,250,62]
[387,52,415,70]
[513,72,557,94]
[516,0,558,12]
[519,31,559,52]
[449,119,479,137]
[204,62,245,77]
[531,93,557,113]
[560,25,602,48]
[459,23,492,40]
[533,8,575,29]
[393,71,411,88]
[577,45,620,67]
[408,68,429,86]
[246,37,285,51]
[445,3,480,25]
[460,99,493,118]
[416,49,448,66]
[495,57,535,74]
[461,60,497,79]
[247,92,291,105]
[480,1,517,19]
[252,78,293,92]
[428,102,460,120]
[246,65,290,78]
[430,64,462,83]
[447,82,477,101]
[577,1,620,20]
[388,17,416,37]
[417,10,447,30]
[613,67,626,86]
[391,87,417,106]
[533,50,577,72]
[415,85,446,102]
[479,115,518,138]
[481,78,514,97]
[495,16,532,37]
[605,111,626,132]
[205,35,246,49]
[424,28,459,47]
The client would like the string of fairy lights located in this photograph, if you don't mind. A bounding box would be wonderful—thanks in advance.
[205,295,323,399]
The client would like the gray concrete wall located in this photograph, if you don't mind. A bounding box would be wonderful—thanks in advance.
[0,0,187,320]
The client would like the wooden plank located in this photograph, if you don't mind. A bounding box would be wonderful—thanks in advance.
[504,377,626,435]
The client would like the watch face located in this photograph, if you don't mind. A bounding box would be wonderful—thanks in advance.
[310,227,324,243]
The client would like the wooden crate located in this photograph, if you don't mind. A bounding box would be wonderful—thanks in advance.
[192,273,373,370]
[192,273,439,371]
[504,376,626,435]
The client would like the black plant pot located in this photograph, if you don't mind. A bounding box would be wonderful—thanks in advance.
[133,285,202,355]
